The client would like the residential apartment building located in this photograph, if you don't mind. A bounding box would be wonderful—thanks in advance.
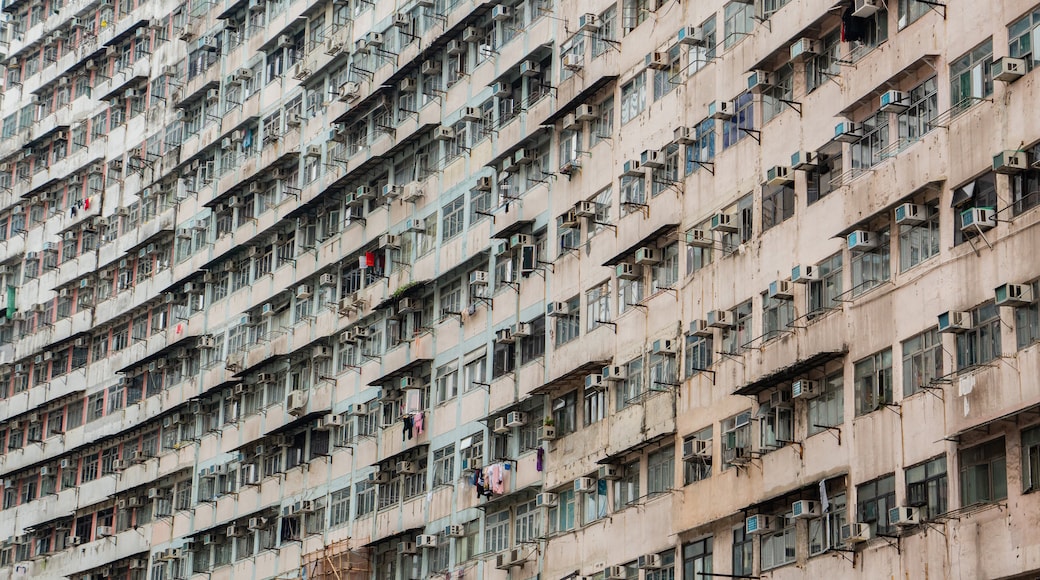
[1,0,1040,578]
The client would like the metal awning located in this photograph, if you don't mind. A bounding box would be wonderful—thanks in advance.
[542,74,619,126]
[952,402,1040,441]
[601,223,680,266]
[475,483,540,511]
[835,180,944,238]
[596,429,676,465]
[838,53,940,117]
[530,360,610,395]
[733,350,847,396]
[492,218,535,240]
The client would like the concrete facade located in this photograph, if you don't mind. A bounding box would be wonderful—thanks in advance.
[1,0,1040,578]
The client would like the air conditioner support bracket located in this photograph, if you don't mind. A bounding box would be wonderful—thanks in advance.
[811,424,842,445]
[693,161,714,175]
[779,99,802,116]
[688,368,716,385]
[738,128,761,143]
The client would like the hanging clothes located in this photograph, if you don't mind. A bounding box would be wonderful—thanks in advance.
[402,414,413,440]
[536,448,544,472]
[413,411,424,434]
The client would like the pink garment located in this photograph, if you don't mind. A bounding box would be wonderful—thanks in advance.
[413,411,424,434]
[489,464,507,495]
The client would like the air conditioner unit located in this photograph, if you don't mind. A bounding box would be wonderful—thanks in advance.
[792,499,820,519]
[492,5,512,20]
[646,51,669,70]
[578,13,599,32]
[405,218,424,232]
[339,82,360,100]
[476,176,494,191]
[547,301,569,317]
[879,89,909,113]
[707,310,734,328]
[574,477,595,493]
[562,53,583,70]
[605,566,627,580]
[747,70,774,93]
[834,121,863,143]
[791,379,819,399]
[960,207,996,232]
[993,151,1028,174]
[677,25,705,46]
[652,339,676,355]
[789,37,819,61]
[622,159,644,177]
[895,203,926,225]
[493,416,509,434]
[789,150,818,171]
[287,390,307,414]
[495,328,514,344]
[434,125,454,141]
[634,247,659,265]
[685,229,712,248]
[889,506,920,526]
[840,522,871,544]
[603,365,627,382]
[708,100,733,120]
[688,319,712,337]
[447,39,466,55]
[585,374,604,389]
[96,526,114,537]
[852,0,880,16]
[206,88,220,104]
[491,81,510,97]
[745,515,778,535]
[369,470,390,483]
[575,104,597,121]
[536,492,558,508]
[638,554,662,570]
[417,534,438,548]
[673,125,694,144]
[519,60,541,77]
[768,279,794,300]
[397,460,417,474]
[445,524,465,537]
[462,26,480,42]
[393,12,411,28]
[710,213,738,233]
[682,438,711,461]
[996,283,1035,307]
[766,165,793,186]
[598,464,621,480]
[789,264,818,284]
[248,517,268,530]
[539,425,556,441]
[993,57,1026,82]
[846,230,877,251]
[937,310,971,333]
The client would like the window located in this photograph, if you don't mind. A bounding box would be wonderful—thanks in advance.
[805,32,840,92]
[329,488,351,527]
[647,446,674,494]
[761,64,793,123]
[1009,8,1040,70]
[759,397,793,451]
[953,172,997,246]
[732,527,753,575]
[436,364,458,404]
[685,220,713,276]
[949,40,993,111]
[554,296,580,346]
[441,196,465,241]
[620,74,646,124]
[463,352,487,392]
[515,499,541,543]
[1010,146,1040,215]
[906,455,948,519]
[1017,282,1040,349]
[590,97,614,147]
[760,515,795,570]
[684,333,712,378]
[552,391,577,437]
[485,510,510,553]
[721,300,753,354]
[520,316,546,364]
[808,490,846,556]
[1022,426,1040,492]
[586,281,611,331]
[355,479,376,516]
[850,228,890,296]
[852,110,889,170]
[807,252,843,315]
[898,201,939,271]
[682,427,712,485]
[614,460,639,509]
[723,1,754,48]
[617,357,643,410]
[898,76,938,143]
[761,184,795,231]
[721,92,754,149]
[587,188,613,239]
[762,293,794,341]
[854,349,893,415]
[650,243,679,292]
[492,339,515,379]
[455,520,479,564]
[652,45,681,101]
[548,488,576,533]
[902,328,942,396]
[897,0,931,28]
[432,444,455,486]
[688,16,717,75]
[956,302,1001,369]
[581,477,608,525]
[682,537,712,579]
[722,411,752,468]
[856,474,896,536]
[685,119,715,174]
[584,384,606,426]
[646,550,675,580]
[621,0,650,32]
[960,438,1007,505]
[591,6,617,57]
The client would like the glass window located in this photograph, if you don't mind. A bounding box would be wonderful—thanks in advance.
[620,74,646,124]
[721,300,754,354]
[808,491,846,556]
[651,243,679,292]
[732,527,753,576]
[898,0,931,28]
[854,349,894,415]
[852,110,889,170]
[1009,7,1040,70]
[1021,425,1040,492]
[647,446,674,494]
[1017,282,1040,349]
[587,281,611,331]
[441,196,465,240]
[683,537,712,578]
[959,438,1007,505]
[760,515,795,570]
[1010,155,1040,216]
[953,172,997,246]
[906,455,948,519]
[856,474,896,536]
[723,1,754,48]
[554,296,581,346]
[682,427,712,485]
[584,384,606,426]
[898,201,939,271]
[653,45,681,101]
[515,499,541,544]
[549,488,576,533]
[552,391,578,437]
[902,328,942,396]
[614,460,640,509]
[808,372,843,435]
[850,228,890,296]
[685,119,715,174]
[761,64,794,123]
[684,333,713,378]
[898,76,938,143]
[646,550,675,580]
[807,252,843,315]
[762,293,794,341]
[956,302,1001,369]
[761,184,795,231]
[581,478,608,525]
[485,510,510,552]
[949,39,993,111]
[722,92,754,149]
[591,5,617,57]
[617,357,644,410]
